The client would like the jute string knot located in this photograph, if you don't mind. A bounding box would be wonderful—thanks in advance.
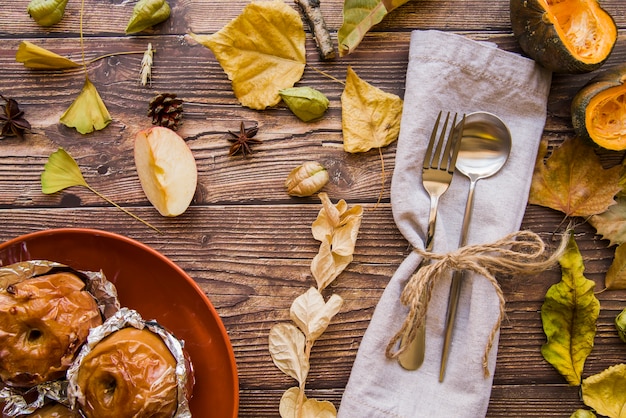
[385,230,567,377]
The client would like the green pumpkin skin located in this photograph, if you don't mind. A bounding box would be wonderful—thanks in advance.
[571,65,626,151]
[510,0,617,74]
[27,0,70,27]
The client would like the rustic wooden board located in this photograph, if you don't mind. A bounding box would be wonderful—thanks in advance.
[1,0,626,416]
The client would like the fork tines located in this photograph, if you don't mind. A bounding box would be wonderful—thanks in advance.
[423,111,462,174]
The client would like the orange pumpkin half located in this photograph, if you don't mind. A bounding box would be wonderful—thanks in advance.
[572,65,626,151]
[510,0,617,73]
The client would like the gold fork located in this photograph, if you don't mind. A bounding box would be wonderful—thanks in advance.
[398,111,465,370]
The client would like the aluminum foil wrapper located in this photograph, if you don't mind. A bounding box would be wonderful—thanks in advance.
[66,308,193,418]
[0,260,120,416]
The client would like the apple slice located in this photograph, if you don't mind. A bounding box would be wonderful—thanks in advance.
[134,127,198,217]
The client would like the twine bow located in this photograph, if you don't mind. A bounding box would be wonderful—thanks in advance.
[386,230,567,376]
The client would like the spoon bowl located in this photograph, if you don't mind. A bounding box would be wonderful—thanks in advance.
[455,112,512,181]
[439,111,511,381]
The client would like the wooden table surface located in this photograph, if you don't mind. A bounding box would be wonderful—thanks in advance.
[1,0,626,416]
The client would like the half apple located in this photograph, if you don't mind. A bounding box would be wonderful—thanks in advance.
[134,127,198,217]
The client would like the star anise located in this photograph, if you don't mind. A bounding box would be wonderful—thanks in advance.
[228,121,261,157]
[0,95,31,139]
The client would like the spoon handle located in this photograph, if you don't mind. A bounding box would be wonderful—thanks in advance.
[439,178,477,382]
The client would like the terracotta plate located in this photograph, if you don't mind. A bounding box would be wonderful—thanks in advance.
[0,228,238,417]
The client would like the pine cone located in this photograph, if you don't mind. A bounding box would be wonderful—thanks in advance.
[147,93,183,130]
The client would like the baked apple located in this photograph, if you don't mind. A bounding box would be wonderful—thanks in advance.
[67,308,193,418]
[26,403,79,417]
[0,271,102,387]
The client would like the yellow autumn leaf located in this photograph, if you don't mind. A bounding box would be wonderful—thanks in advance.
[530,137,621,217]
[40,148,88,194]
[341,66,403,153]
[15,41,81,70]
[541,232,600,385]
[279,387,337,418]
[190,0,306,110]
[582,363,626,418]
[290,287,343,342]
[60,77,112,134]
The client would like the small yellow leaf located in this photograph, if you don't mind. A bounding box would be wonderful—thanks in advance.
[290,287,343,342]
[582,363,626,418]
[60,77,112,134]
[606,242,626,290]
[311,238,353,291]
[41,148,88,194]
[268,323,309,385]
[541,232,600,385]
[191,0,306,110]
[341,66,403,153]
[15,41,81,70]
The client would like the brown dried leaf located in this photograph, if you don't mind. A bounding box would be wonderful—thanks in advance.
[529,138,621,217]
[279,387,337,418]
[605,242,626,290]
[290,287,343,342]
[268,323,309,385]
[589,197,626,247]
[310,193,363,290]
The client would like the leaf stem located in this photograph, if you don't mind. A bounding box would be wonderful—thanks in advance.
[306,64,345,85]
[85,50,154,66]
[85,185,161,233]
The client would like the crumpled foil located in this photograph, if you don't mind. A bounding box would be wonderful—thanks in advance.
[66,307,193,418]
[0,260,121,416]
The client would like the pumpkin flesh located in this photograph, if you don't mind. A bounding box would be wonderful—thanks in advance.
[540,0,617,66]
[586,83,626,150]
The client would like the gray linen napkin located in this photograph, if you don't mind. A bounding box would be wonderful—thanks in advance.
[337,30,552,417]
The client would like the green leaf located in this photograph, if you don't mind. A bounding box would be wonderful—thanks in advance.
[541,231,600,385]
[570,410,597,418]
[41,148,88,194]
[60,77,112,134]
[337,0,412,56]
[582,364,626,418]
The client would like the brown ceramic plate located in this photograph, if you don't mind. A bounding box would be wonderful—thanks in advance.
[0,228,238,418]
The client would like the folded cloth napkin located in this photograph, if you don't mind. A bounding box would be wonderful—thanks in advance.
[337,30,552,417]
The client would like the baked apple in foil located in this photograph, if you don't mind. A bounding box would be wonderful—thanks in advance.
[67,308,194,418]
[24,402,79,417]
[0,260,119,416]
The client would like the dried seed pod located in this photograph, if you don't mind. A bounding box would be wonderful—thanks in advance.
[285,161,329,197]
[27,0,69,27]
[126,0,171,34]
[279,87,329,122]
[616,308,626,343]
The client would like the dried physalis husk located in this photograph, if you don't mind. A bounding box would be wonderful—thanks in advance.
[285,161,329,197]
[279,87,329,122]
[126,0,171,34]
[27,0,69,27]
